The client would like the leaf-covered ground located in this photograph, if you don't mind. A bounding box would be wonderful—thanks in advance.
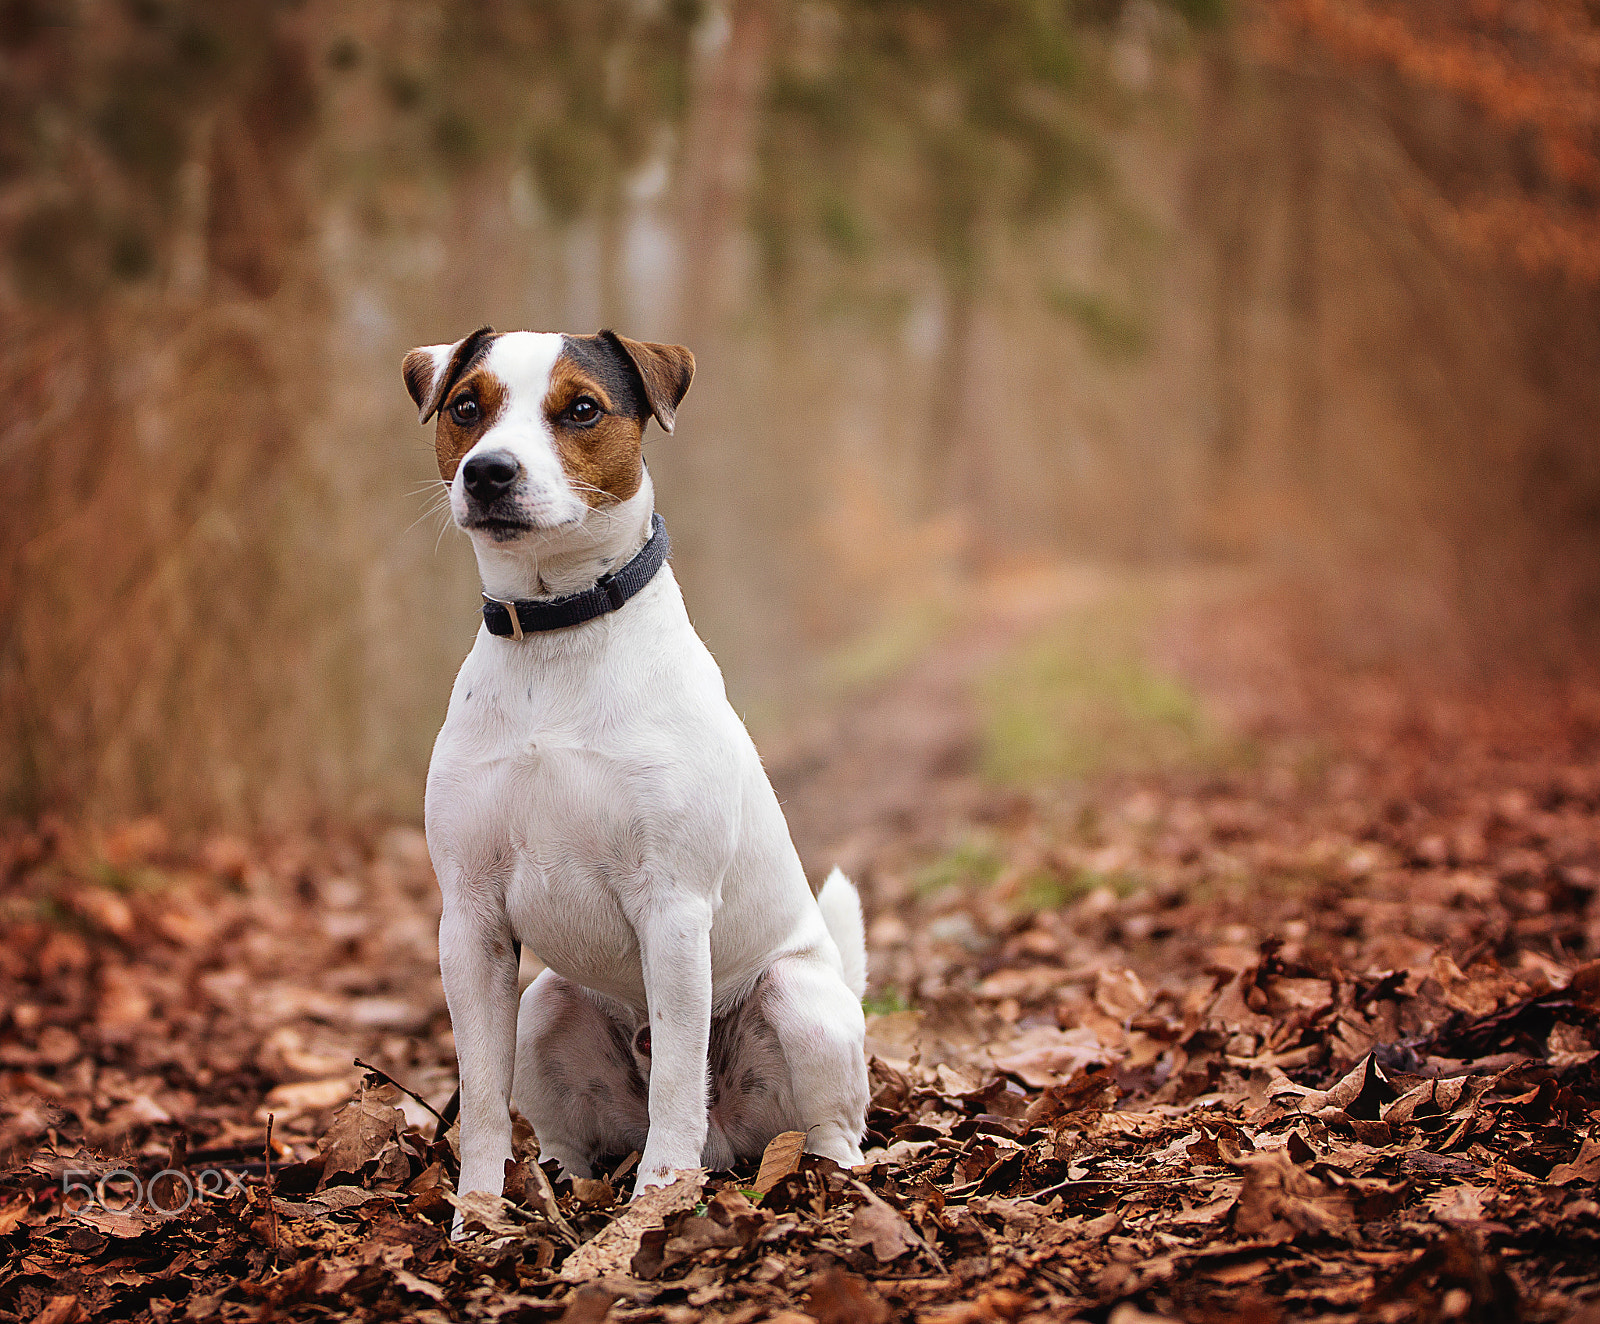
[2,584,1598,1323]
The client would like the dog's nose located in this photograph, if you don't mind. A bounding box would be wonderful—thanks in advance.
[461,451,519,503]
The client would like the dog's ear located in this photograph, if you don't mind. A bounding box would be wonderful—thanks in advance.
[403,326,496,424]
[600,331,695,435]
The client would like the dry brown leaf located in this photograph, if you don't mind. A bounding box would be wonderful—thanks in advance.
[390,1269,448,1304]
[0,1197,29,1235]
[445,1189,527,1239]
[1425,1185,1488,1222]
[570,1176,615,1207]
[753,1130,807,1194]
[558,1285,621,1324]
[633,1188,769,1279]
[1108,1305,1185,1324]
[1548,1137,1600,1186]
[989,1025,1111,1087]
[804,1266,891,1324]
[273,1186,384,1218]
[847,1195,915,1262]
[510,1154,581,1246]
[558,1171,705,1283]
[259,1076,359,1121]
[316,1083,405,1186]
[1232,1149,1353,1242]
[33,1296,85,1324]
[1317,1054,1397,1120]
[74,1208,155,1239]
[1094,967,1150,1021]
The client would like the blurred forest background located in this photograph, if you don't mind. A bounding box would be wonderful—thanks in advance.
[1,0,1597,827]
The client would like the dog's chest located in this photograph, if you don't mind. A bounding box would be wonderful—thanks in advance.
[426,614,749,1004]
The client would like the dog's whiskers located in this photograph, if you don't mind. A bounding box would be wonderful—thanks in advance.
[404,487,456,538]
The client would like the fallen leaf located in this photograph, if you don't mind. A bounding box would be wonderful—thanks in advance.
[570,1176,615,1207]
[1317,1054,1397,1120]
[273,1186,385,1218]
[1231,1149,1353,1242]
[445,1189,528,1239]
[508,1154,580,1246]
[804,1266,891,1324]
[0,1197,29,1235]
[1095,967,1150,1021]
[1548,1138,1600,1186]
[317,1083,406,1185]
[559,1171,705,1283]
[754,1130,807,1194]
[259,1076,359,1121]
[1425,1185,1487,1222]
[633,1188,769,1278]
[847,1196,915,1262]
[391,1269,448,1303]
[33,1296,85,1324]
[1108,1306,1184,1324]
[558,1285,620,1324]
[75,1208,155,1239]
[989,1025,1112,1087]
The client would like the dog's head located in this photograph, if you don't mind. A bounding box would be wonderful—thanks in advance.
[403,328,694,543]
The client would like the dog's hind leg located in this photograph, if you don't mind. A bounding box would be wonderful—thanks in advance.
[756,955,868,1168]
[512,970,650,1178]
[702,985,793,1168]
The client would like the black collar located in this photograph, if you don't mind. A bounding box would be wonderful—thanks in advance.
[482,513,670,640]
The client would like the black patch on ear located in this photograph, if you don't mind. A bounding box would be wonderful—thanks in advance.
[413,325,497,423]
[595,330,694,434]
[560,333,649,425]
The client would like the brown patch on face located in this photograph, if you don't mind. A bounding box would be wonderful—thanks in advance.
[433,368,507,481]
[542,354,645,507]
[403,325,496,422]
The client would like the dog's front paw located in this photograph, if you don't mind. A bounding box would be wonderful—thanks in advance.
[632,1154,702,1200]
[633,1163,678,1196]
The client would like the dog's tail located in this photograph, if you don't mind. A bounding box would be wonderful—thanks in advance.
[818,867,867,1000]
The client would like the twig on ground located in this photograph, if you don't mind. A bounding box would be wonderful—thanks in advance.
[353,1058,451,1130]
[265,1114,278,1268]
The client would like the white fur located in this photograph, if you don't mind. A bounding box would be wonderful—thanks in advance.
[420,332,869,1215]
[817,868,867,999]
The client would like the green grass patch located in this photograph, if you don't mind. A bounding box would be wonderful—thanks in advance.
[977,608,1242,786]
[1010,867,1141,914]
[1045,283,1150,359]
[820,598,955,697]
[914,837,1004,900]
[87,859,170,893]
[862,986,911,1017]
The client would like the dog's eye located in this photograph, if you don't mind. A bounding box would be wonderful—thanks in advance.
[449,396,480,425]
[567,397,601,426]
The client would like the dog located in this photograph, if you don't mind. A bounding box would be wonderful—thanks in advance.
[404,326,870,1209]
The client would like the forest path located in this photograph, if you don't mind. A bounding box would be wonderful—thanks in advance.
[2,568,1598,1324]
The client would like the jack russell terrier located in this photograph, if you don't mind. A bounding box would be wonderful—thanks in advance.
[404,326,869,1208]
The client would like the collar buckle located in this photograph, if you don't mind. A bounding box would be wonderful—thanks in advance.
[479,513,669,640]
[483,593,524,641]
[598,572,627,611]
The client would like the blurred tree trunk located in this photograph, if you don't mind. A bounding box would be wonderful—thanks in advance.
[1286,69,1324,494]
[663,0,777,684]
[677,0,774,334]
[597,197,625,329]
[1197,45,1265,555]
[169,116,215,303]
[924,280,975,511]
